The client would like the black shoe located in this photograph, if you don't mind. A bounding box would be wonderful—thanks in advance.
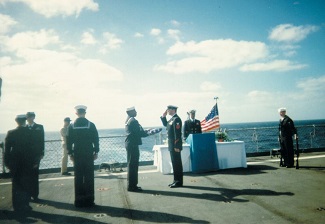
[31,196,40,202]
[128,186,142,192]
[169,181,183,188]
[168,182,176,187]
[62,172,71,176]
[14,205,32,212]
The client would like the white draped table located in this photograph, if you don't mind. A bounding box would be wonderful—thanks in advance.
[153,144,192,174]
[216,141,247,169]
[153,141,247,174]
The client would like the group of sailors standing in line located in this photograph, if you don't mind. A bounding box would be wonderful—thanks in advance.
[3,104,297,211]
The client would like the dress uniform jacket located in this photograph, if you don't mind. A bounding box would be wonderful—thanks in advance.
[5,126,34,210]
[67,117,99,207]
[279,115,297,167]
[125,116,148,190]
[161,114,183,184]
[183,119,202,139]
[28,123,45,199]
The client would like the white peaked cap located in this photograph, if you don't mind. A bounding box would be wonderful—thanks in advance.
[126,106,136,112]
[16,114,26,119]
[278,108,286,113]
[75,105,87,110]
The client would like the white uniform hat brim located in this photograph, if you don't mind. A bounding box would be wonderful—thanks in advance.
[278,108,286,113]
[126,106,136,112]
[75,105,87,110]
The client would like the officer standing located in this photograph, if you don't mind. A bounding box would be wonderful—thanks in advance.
[183,109,202,140]
[278,108,297,168]
[4,115,33,212]
[125,106,149,192]
[160,105,183,188]
[67,105,99,207]
[26,112,44,201]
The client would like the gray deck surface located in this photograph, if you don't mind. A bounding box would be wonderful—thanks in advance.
[1,152,324,224]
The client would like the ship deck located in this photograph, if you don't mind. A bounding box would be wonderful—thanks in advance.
[1,152,325,224]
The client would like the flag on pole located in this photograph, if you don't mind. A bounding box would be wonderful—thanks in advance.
[201,103,220,132]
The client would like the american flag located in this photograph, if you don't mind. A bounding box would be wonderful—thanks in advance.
[201,104,220,132]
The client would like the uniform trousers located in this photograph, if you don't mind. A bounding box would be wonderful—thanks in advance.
[280,137,295,166]
[61,143,68,173]
[169,150,183,184]
[74,153,94,206]
[12,168,32,210]
[126,145,140,189]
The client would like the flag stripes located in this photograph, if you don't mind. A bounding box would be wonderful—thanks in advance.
[201,104,220,132]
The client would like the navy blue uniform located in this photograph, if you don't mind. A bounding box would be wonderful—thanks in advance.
[183,119,202,139]
[279,115,297,167]
[125,116,148,190]
[161,114,183,185]
[5,126,34,211]
[28,123,44,199]
[67,117,99,207]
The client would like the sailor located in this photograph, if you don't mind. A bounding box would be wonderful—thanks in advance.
[67,105,99,207]
[183,109,202,140]
[4,115,34,211]
[125,106,149,192]
[160,105,183,188]
[26,111,44,202]
[278,108,297,168]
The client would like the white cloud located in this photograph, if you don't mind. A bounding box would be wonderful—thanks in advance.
[167,29,181,41]
[240,60,307,72]
[81,31,97,45]
[170,20,181,27]
[0,13,17,34]
[3,29,60,52]
[154,39,268,74]
[269,24,319,43]
[4,0,99,18]
[296,75,325,92]
[134,32,144,38]
[100,32,123,54]
[150,28,161,36]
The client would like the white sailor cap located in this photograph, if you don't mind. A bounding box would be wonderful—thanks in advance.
[126,106,136,112]
[167,105,178,110]
[278,108,286,113]
[188,109,196,114]
[16,114,26,120]
[75,105,87,111]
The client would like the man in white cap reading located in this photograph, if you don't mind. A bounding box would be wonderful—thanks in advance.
[67,105,99,207]
[278,108,297,168]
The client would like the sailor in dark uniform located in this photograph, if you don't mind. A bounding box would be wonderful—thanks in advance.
[278,108,297,168]
[183,109,202,140]
[160,105,183,188]
[4,115,33,212]
[67,105,99,207]
[125,106,149,192]
[26,112,44,201]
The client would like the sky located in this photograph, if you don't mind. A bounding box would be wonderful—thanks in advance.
[0,0,325,133]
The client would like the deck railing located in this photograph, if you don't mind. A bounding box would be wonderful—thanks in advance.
[1,124,325,173]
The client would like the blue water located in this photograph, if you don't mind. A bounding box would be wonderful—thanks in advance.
[1,119,325,153]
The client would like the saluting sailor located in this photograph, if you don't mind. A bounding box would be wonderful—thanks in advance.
[160,105,183,188]
[67,105,99,207]
[183,109,202,140]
